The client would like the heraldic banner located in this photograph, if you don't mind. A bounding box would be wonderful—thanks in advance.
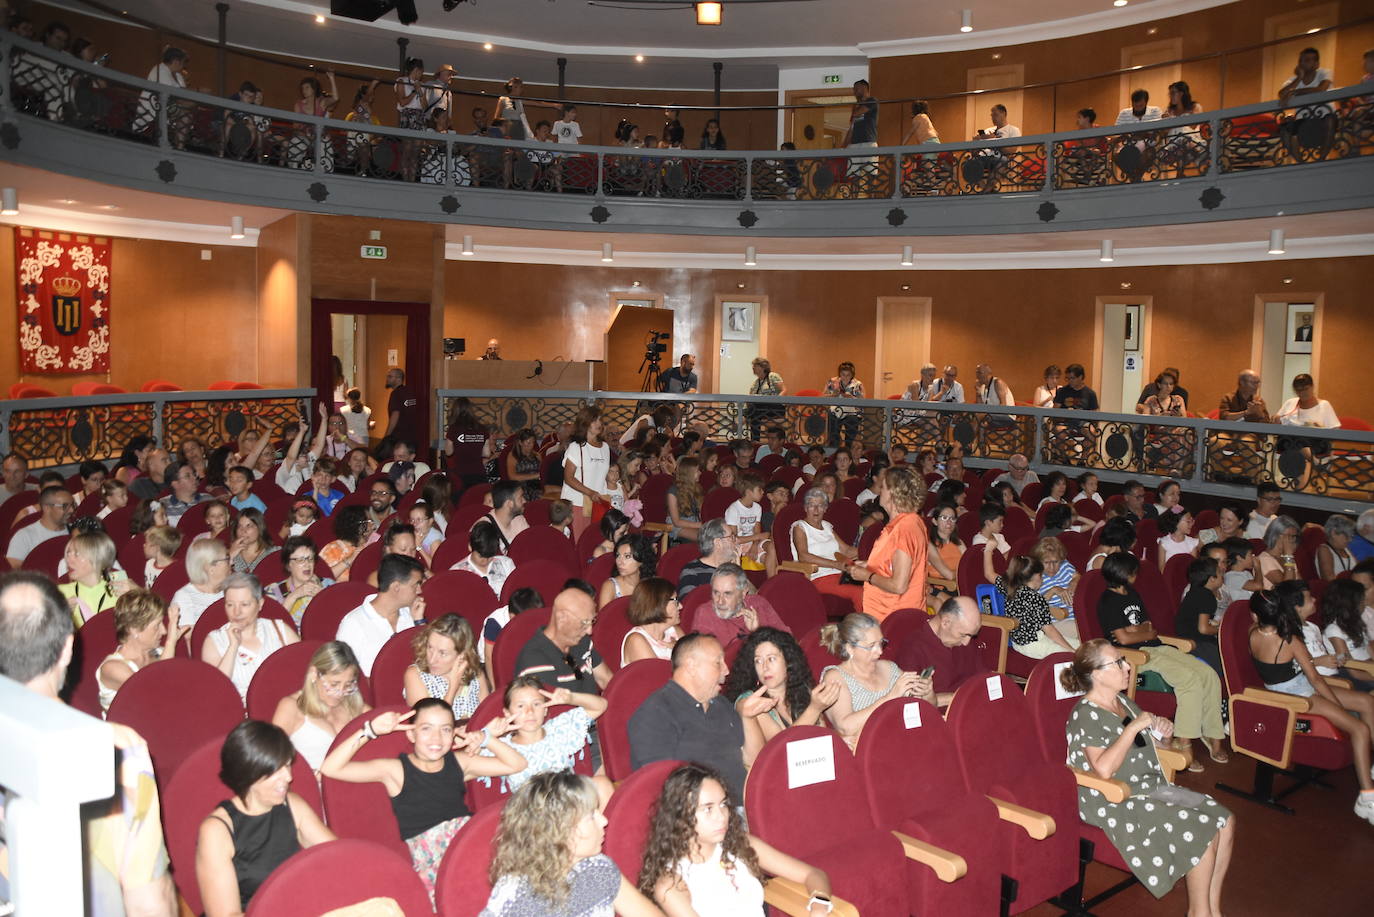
[16,227,112,374]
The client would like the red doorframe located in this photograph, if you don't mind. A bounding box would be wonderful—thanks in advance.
[310,298,432,453]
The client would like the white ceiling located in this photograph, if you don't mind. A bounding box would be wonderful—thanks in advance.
[48,0,1235,90]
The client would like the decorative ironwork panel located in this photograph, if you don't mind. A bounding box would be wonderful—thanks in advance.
[8,50,150,143]
[1040,417,1105,469]
[6,402,156,469]
[319,122,447,183]
[1204,428,1374,501]
[899,150,960,197]
[161,396,310,454]
[1052,126,1210,190]
[750,154,895,201]
[1219,101,1365,173]
[948,144,1048,195]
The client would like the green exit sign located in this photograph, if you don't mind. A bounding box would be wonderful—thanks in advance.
[823,74,842,83]
[360,245,387,260]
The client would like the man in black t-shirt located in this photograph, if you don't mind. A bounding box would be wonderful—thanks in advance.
[379,367,418,458]
[659,353,698,394]
[1052,363,1100,413]
[514,586,613,694]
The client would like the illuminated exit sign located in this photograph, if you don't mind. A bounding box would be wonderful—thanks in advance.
[361,245,387,259]
[823,74,842,83]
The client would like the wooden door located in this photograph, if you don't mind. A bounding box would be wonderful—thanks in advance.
[874,297,931,399]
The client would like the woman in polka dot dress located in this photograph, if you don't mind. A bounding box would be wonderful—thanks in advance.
[1062,639,1235,911]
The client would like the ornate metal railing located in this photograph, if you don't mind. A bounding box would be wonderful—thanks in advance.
[3,32,1370,206]
[438,389,1374,511]
[0,389,314,470]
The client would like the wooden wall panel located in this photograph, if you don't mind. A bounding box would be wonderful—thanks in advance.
[308,215,440,304]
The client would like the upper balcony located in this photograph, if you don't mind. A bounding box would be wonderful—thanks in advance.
[2,32,1372,237]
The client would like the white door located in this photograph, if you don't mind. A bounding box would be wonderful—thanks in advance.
[1100,302,1146,413]
[714,297,767,395]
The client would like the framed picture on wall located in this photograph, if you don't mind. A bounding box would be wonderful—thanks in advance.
[1123,304,1141,352]
[722,301,757,342]
[1286,303,1314,354]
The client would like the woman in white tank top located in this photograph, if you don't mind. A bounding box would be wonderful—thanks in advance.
[97,589,188,715]
[621,577,682,666]
[271,641,371,773]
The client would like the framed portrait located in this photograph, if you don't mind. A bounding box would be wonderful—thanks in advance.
[1123,304,1141,352]
[722,300,757,342]
[1286,303,1314,354]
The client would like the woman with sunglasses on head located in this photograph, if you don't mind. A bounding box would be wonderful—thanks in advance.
[272,641,370,774]
[817,612,927,750]
[1061,639,1234,914]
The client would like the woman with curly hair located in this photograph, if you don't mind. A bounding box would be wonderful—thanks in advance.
[403,613,490,720]
[481,770,659,916]
[639,762,834,915]
[724,627,839,743]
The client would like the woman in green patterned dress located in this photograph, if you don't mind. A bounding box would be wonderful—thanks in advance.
[1062,639,1235,914]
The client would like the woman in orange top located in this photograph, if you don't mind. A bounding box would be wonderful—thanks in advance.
[926,502,964,605]
[848,465,928,620]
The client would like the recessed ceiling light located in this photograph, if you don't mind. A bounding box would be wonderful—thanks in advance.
[483,42,493,50]
[1305,27,1320,34]
[900,284,911,291]
[635,54,645,63]
[1113,0,1128,7]
[696,2,723,25]
[58,198,78,204]
[1147,26,1158,35]
[631,280,642,287]
[1120,282,1132,290]
[98,204,120,211]
[736,282,746,289]
[991,53,1001,60]
[315,14,325,23]
[1282,278,1293,284]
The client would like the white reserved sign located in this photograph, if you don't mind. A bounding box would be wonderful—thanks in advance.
[903,701,923,729]
[986,675,1003,701]
[786,735,836,789]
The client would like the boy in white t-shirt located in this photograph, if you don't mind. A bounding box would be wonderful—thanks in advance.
[723,473,776,577]
[1220,538,1263,605]
[553,103,583,144]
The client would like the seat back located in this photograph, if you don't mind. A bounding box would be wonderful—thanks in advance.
[656,543,699,586]
[678,584,711,633]
[459,482,493,507]
[148,559,190,603]
[600,658,672,781]
[189,597,297,657]
[856,521,884,561]
[797,626,843,682]
[508,525,578,576]
[700,486,740,524]
[854,698,963,826]
[1132,558,1174,625]
[584,551,616,589]
[245,838,431,917]
[879,608,927,662]
[66,608,119,716]
[105,659,245,780]
[346,541,384,585]
[0,492,39,538]
[1019,482,1044,507]
[603,759,683,880]
[824,498,861,543]
[757,572,827,636]
[20,534,68,577]
[422,569,499,633]
[164,736,321,915]
[1162,553,1194,618]
[300,582,376,641]
[957,543,995,596]
[498,558,568,605]
[369,629,420,708]
[1023,652,1082,765]
[947,673,1046,789]
[433,804,505,917]
[1072,570,1108,642]
[591,596,634,672]
[638,473,674,526]
[1058,530,1089,572]
[575,524,605,562]
[1216,599,1262,697]
[244,640,338,720]
[490,607,553,687]
[319,707,413,857]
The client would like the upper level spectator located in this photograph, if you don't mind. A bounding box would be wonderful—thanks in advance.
[900,99,941,145]
[974,363,1015,407]
[1137,369,1187,415]
[1053,363,1099,412]
[6,484,73,568]
[893,595,989,704]
[1033,365,1061,408]
[699,119,727,150]
[1115,88,1162,124]
[1219,369,1269,422]
[0,570,178,915]
[335,554,424,675]
[974,103,1021,140]
[659,353,698,394]
[930,364,964,403]
[1274,373,1339,428]
[629,632,754,801]
[843,79,878,148]
[1352,510,1374,563]
[515,584,612,694]
[1137,365,1190,408]
[1278,46,1333,102]
[691,563,789,653]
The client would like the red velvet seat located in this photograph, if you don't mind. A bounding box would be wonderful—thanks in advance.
[584,551,615,590]
[458,482,493,507]
[602,758,683,880]
[433,803,505,917]
[824,498,861,543]
[599,658,672,782]
[163,735,321,915]
[490,607,552,687]
[20,534,68,578]
[0,492,39,538]
[591,595,634,672]
[855,699,1003,914]
[508,525,578,576]
[246,639,329,719]
[770,502,806,562]
[958,543,1007,596]
[797,626,843,682]
[1058,530,1089,572]
[148,559,190,603]
[575,523,605,562]
[757,571,828,636]
[856,520,883,560]
[1215,600,1354,813]
[700,486,740,524]
[8,382,57,398]
[679,583,711,633]
[1073,570,1177,718]
[1162,552,1194,615]
[637,473,673,528]
[422,569,500,635]
[319,706,413,857]
[67,608,119,717]
[498,558,569,605]
[522,498,552,527]
[71,382,127,395]
[656,542,699,586]
[369,629,420,708]
[140,379,182,392]
[188,596,297,658]
[745,726,912,916]
[106,659,244,781]
[879,607,928,662]
[300,581,375,642]
[946,673,1080,913]
[345,540,383,585]
[245,838,431,916]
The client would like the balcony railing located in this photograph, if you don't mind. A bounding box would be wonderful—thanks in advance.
[438,389,1374,512]
[4,31,1371,208]
[0,389,315,470]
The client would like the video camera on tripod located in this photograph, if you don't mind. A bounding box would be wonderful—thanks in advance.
[638,329,670,391]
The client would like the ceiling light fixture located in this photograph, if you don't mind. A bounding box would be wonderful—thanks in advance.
[1268,229,1285,255]
[631,280,642,287]
[635,54,645,63]
[745,246,757,266]
[230,216,245,239]
[483,42,493,50]
[601,242,614,263]
[960,9,973,32]
[736,282,746,289]
[1099,240,1114,263]
[1,187,17,215]
[314,14,326,23]
[696,2,722,26]
[1113,0,1128,7]
[461,234,474,256]
[900,245,914,266]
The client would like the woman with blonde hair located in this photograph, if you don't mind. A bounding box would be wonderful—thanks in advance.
[847,464,929,621]
[817,612,926,749]
[666,456,703,545]
[1030,535,1080,629]
[481,770,661,916]
[97,589,187,712]
[58,529,128,626]
[403,613,490,720]
[172,537,231,628]
[271,641,370,773]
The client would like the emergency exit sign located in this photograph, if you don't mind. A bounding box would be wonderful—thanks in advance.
[823,74,842,83]
[360,244,387,259]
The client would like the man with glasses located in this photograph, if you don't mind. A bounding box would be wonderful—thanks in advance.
[162,461,210,525]
[677,519,740,600]
[691,564,790,653]
[991,453,1039,498]
[893,595,990,708]
[6,485,74,568]
[1244,482,1284,539]
[336,554,423,675]
[366,478,398,533]
[515,584,612,696]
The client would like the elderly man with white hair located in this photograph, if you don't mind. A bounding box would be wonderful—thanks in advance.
[992,453,1039,497]
[1352,509,1374,563]
[690,563,791,653]
[1219,369,1270,422]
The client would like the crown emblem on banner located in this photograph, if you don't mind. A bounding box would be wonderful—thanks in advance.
[52,276,82,296]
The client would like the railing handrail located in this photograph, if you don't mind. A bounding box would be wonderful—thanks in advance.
[0,387,318,412]
[7,31,1369,160]
[49,0,1374,116]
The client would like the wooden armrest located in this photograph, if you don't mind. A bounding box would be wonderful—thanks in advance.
[1071,766,1129,803]
[1158,635,1196,653]
[986,796,1055,840]
[1238,686,1309,711]
[763,877,859,917]
[928,576,956,591]
[889,831,968,883]
[1321,675,1352,690]
[779,561,819,576]
[641,522,672,532]
[1119,647,1150,668]
[978,615,1016,634]
[1343,659,1374,676]
[1155,746,1190,781]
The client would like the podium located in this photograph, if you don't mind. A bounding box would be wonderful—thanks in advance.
[441,359,606,392]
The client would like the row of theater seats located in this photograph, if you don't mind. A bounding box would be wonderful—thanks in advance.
[6,380,262,398]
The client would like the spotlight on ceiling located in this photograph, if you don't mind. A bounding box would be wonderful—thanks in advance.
[1268,229,1285,255]
[900,245,914,267]
[1099,240,1114,263]
[230,216,245,239]
[696,2,722,25]
[1,187,17,215]
[960,9,973,32]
